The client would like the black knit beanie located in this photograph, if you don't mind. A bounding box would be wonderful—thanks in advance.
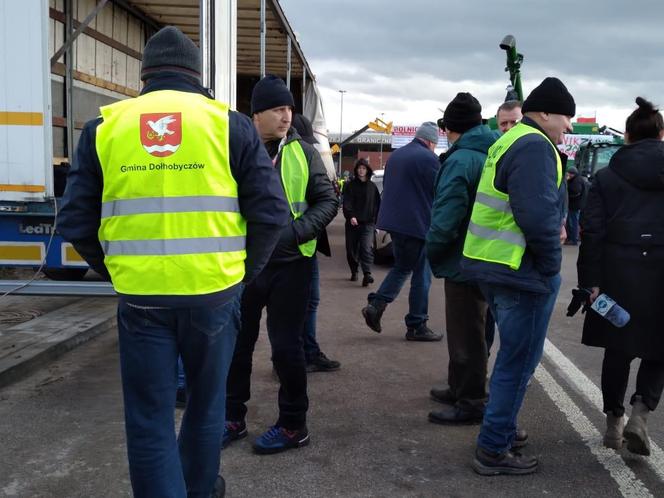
[251,75,295,115]
[522,77,576,117]
[441,92,483,133]
[141,26,201,81]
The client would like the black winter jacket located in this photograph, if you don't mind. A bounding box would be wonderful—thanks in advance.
[567,173,588,211]
[342,178,380,224]
[265,129,339,263]
[578,139,664,359]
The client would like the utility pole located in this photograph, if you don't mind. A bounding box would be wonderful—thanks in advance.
[338,90,346,176]
[379,112,385,168]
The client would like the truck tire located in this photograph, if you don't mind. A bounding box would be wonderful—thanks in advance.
[42,267,88,281]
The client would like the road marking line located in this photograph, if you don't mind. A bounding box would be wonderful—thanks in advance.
[535,365,652,497]
[544,339,664,483]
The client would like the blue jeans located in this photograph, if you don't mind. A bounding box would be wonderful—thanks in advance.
[478,275,561,454]
[303,256,321,360]
[368,233,432,328]
[118,295,241,498]
[566,209,580,243]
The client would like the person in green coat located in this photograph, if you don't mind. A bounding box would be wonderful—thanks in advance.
[426,93,500,424]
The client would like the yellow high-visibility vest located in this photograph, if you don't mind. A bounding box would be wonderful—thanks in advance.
[280,140,316,257]
[95,89,247,295]
[463,122,562,270]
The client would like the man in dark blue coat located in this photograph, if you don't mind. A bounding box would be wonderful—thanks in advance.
[462,77,574,476]
[361,122,441,341]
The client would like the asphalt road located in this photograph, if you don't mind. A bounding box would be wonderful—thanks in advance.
[1,214,662,497]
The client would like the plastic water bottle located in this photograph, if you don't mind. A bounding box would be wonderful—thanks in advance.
[590,293,630,328]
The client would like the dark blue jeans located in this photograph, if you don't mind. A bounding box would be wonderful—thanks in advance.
[303,256,321,360]
[368,232,432,328]
[566,209,580,244]
[478,275,561,454]
[118,295,240,498]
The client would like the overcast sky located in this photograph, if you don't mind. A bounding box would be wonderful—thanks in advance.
[280,0,664,134]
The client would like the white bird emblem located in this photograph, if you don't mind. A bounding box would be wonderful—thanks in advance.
[147,115,177,139]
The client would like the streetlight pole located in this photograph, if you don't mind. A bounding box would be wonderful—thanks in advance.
[338,90,346,176]
[379,112,384,168]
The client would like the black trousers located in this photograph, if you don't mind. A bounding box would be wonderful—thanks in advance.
[444,279,488,411]
[345,221,374,274]
[226,257,313,430]
[602,348,664,416]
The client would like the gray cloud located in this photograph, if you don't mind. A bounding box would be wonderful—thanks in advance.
[282,0,664,109]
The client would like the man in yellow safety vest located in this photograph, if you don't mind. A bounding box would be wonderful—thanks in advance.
[461,77,575,476]
[224,76,338,455]
[57,27,289,497]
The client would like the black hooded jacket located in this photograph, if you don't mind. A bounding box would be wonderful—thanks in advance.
[578,139,664,359]
[342,164,381,224]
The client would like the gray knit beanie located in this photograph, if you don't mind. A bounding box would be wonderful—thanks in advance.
[141,26,201,81]
[415,121,440,144]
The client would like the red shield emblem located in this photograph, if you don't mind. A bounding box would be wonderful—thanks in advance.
[140,112,182,157]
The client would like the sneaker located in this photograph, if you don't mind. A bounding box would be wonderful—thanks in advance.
[430,388,457,405]
[361,301,386,333]
[350,272,358,282]
[428,406,483,425]
[362,273,374,287]
[472,446,538,476]
[512,428,528,449]
[211,475,225,498]
[405,324,443,342]
[306,352,341,372]
[252,425,310,455]
[222,420,248,449]
[175,387,186,409]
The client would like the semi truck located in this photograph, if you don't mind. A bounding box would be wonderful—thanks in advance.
[0,0,329,281]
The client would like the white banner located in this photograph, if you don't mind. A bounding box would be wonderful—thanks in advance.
[557,134,614,160]
[391,125,448,150]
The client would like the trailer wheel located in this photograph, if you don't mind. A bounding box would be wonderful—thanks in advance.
[42,267,88,281]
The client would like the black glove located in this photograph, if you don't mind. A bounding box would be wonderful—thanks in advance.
[567,287,592,317]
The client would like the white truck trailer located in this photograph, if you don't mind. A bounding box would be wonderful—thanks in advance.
[0,0,331,281]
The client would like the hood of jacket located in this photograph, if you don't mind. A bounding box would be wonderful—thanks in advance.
[447,124,500,157]
[609,139,664,191]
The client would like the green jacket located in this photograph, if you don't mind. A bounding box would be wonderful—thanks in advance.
[426,125,499,281]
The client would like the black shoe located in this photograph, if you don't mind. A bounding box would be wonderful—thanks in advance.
[306,352,341,372]
[405,324,443,342]
[362,301,386,333]
[428,406,483,425]
[350,272,358,282]
[430,388,457,405]
[362,273,374,287]
[175,387,186,409]
[512,428,528,449]
[472,447,538,476]
[211,475,225,498]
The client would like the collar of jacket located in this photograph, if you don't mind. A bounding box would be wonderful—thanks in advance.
[520,116,568,166]
[140,73,212,99]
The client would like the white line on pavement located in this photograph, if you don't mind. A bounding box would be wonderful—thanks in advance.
[544,339,664,483]
[535,365,652,498]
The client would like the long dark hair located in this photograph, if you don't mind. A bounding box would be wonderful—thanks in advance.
[625,97,664,142]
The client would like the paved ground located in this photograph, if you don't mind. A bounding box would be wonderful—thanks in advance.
[1,214,663,497]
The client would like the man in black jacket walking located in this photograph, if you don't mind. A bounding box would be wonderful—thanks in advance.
[224,76,338,455]
[343,158,381,286]
[565,166,587,245]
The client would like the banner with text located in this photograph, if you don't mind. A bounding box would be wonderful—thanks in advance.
[391,125,448,150]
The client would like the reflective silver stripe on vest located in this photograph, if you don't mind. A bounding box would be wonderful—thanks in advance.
[291,201,308,213]
[101,196,240,219]
[475,192,513,214]
[102,236,246,256]
[468,222,526,247]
